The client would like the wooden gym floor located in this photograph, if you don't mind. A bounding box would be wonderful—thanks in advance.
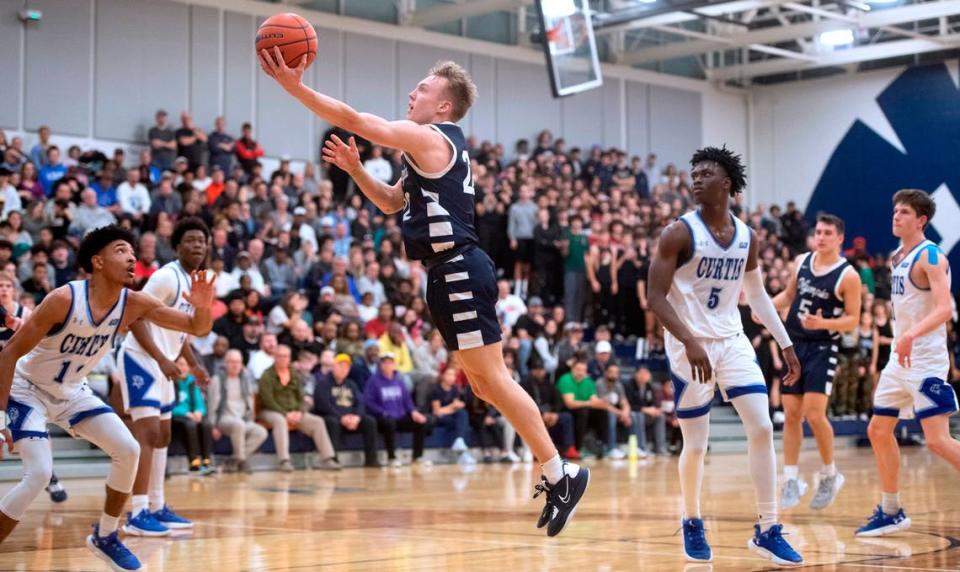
[1,447,958,571]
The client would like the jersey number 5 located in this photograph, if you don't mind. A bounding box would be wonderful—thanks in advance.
[706,287,722,309]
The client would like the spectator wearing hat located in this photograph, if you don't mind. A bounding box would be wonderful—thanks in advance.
[293,206,318,251]
[230,250,267,294]
[353,339,380,389]
[208,349,266,473]
[521,357,576,458]
[258,344,340,472]
[214,293,249,349]
[588,340,618,380]
[235,122,264,175]
[313,353,380,467]
[363,352,433,467]
[148,109,176,171]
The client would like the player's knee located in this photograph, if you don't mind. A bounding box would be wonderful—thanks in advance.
[157,424,172,447]
[867,419,891,443]
[926,434,955,457]
[746,417,773,442]
[784,408,803,424]
[113,433,141,465]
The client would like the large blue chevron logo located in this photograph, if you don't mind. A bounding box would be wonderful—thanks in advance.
[805,60,960,289]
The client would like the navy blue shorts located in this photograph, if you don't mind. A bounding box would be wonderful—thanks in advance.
[425,246,502,351]
[782,338,838,396]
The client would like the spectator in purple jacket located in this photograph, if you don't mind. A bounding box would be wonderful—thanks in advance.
[363,352,433,467]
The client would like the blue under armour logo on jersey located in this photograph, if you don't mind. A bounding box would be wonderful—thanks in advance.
[806,60,960,289]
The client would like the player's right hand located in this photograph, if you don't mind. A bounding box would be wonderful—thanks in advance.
[322,135,362,175]
[685,341,713,383]
[781,345,802,386]
[258,46,307,92]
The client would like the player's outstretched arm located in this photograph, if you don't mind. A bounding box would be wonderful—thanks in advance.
[259,48,445,161]
[128,320,180,380]
[742,232,800,384]
[0,288,70,410]
[125,271,215,337]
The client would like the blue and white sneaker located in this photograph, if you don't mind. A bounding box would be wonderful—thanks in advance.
[86,523,143,571]
[122,509,171,537]
[153,504,194,530]
[855,506,912,537]
[681,518,712,562]
[748,523,804,566]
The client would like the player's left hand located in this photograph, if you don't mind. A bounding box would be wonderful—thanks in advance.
[800,309,826,330]
[781,346,801,386]
[896,332,914,368]
[183,270,217,308]
[322,134,363,175]
[258,46,307,92]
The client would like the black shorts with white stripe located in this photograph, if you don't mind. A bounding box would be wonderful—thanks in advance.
[426,245,502,351]
[782,338,838,396]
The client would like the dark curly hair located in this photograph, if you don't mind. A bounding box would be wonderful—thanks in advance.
[171,216,211,249]
[77,225,136,273]
[690,145,746,196]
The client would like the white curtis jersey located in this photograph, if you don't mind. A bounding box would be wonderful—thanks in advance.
[890,239,950,360]
[122,261,193,361]
[667,211,751,340]
[16,280,128,399]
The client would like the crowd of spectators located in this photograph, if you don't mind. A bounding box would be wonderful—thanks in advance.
[1,113,953,471]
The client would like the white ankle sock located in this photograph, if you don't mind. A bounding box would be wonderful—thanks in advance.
[783,465,799,480]
[99,513,119,535]
[131,494,149,517]
[758,502,778,532]
[542,454,578,484]
[821,462,837,477]
[881,492,901,515]
[149,448,167,512]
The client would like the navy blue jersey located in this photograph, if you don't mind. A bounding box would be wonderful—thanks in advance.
[0,304,23,349]
[785,252,851,342]
[399,123,479,261]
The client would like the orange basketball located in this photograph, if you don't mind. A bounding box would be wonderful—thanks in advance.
[256,13,317,69]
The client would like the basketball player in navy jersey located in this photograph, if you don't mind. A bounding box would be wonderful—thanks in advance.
[772,214,861,510]
[0,275,69,504]
[260,50,588,536]
[647,146,803,565]
[0,226,216,571]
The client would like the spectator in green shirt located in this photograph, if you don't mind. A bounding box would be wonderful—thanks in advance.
[562,217,589,322]
[556,357,609,458]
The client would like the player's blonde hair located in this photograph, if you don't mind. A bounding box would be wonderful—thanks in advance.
[430,61,477,122]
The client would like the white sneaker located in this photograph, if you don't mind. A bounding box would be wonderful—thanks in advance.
[608,448,626,460]
[389,458,403,468]
[451,437,468,453]
[504,451,521,463]
[414,457,433,467]
[458,451,477,465]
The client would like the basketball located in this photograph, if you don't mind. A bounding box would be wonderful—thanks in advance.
[255,13,317,69]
